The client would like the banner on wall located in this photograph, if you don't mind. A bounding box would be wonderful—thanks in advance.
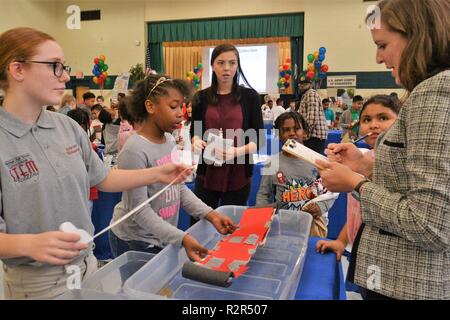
[111,72,130,104]
[327,75,357,88]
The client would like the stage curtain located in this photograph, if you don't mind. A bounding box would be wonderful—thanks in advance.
[147,13,304,77]
[163,38,292,93]
[148,13,304,42]
[149,43,164,73]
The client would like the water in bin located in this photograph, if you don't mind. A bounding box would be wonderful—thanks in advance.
[82,251,155,295]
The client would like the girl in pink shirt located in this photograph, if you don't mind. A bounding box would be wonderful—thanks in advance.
[316,95,400,260]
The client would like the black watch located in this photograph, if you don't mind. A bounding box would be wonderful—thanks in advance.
[352,177,370,201]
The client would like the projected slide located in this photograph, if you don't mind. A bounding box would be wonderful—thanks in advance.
[202,44,279,94]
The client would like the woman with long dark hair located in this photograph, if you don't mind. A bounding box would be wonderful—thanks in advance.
[190,44,264,213]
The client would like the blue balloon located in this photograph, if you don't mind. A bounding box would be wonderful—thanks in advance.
[318,54,325,62]
[315,61,322,69]
[193,67,199,74]
[280,71,286,77]
[319,47,326,55]
[319,72,327,79]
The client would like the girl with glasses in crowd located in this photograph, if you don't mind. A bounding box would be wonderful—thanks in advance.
[0,27,192,299]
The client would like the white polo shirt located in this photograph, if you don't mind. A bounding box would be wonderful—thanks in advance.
[0,107,109,267]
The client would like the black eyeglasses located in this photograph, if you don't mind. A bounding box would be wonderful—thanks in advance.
[17,60,71,77]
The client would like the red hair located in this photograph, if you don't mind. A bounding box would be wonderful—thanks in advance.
[0,27,55,91]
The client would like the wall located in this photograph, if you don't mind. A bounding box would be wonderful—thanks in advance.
[2,0,402,96]
[0,0,57,34]
[144,0,387,73]
[54,0,146,76]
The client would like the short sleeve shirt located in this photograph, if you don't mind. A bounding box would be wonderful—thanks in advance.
[0,108,109,267]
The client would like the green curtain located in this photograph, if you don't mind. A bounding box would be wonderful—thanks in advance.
[147,13,304,79]
[149,43,164,73]
[290,36,303,98]
[148,13,304,42]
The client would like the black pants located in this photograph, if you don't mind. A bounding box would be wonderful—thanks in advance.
[304,137,326,155]
[190,178,251,226]
[360,287,397,300]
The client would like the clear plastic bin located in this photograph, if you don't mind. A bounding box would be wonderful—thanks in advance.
[82,251,155,296]
[123,206,312,300]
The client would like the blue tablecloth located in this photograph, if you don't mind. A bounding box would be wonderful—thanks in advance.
[325,130,342,150]
[263,120,273,136]
[325,129,372,150]
[296,237,346,300]
[327,192,348,240]
[91,191,122,260]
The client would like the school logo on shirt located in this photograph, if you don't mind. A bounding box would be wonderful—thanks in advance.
[65,144,80,155]
[5,154,39,183]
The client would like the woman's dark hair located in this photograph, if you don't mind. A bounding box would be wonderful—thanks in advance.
[67,108,90,133]
[128,74,192,123]
[184,102,192,126]
[117,96,135,125]
[360,94,401,120]
[91,103,103,113]
[274,111,309,136]
[98,108,113,124]
[206,44,254,105]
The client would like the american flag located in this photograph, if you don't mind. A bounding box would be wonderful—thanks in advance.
[145,44,156,76]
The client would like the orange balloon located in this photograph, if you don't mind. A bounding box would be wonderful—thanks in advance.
[313,51,319,60]
[93,76,99,84]
[99,54,106,61]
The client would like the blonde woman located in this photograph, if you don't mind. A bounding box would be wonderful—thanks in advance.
[58,93,76,115]
[317,0,450,299]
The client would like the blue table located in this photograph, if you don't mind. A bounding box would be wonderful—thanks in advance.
[178,182,196,231]
[325,129,372,150]
[91,191,122,260]
[263,120,273,136]
[327,192,347,240]
[325,130,342,151]
[296,237,346,300]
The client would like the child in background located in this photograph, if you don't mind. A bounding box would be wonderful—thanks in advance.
[340,95,364,142]
[98,106,120,155]
[67,108,100,214]
[90,104,104,143]
[316,95,400,259]
[117,96,143,151]
[173,101,193,151]
[256,112,338,237]
[262,99,274,121]
[322,98,335,128]
[109,74,237,260]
